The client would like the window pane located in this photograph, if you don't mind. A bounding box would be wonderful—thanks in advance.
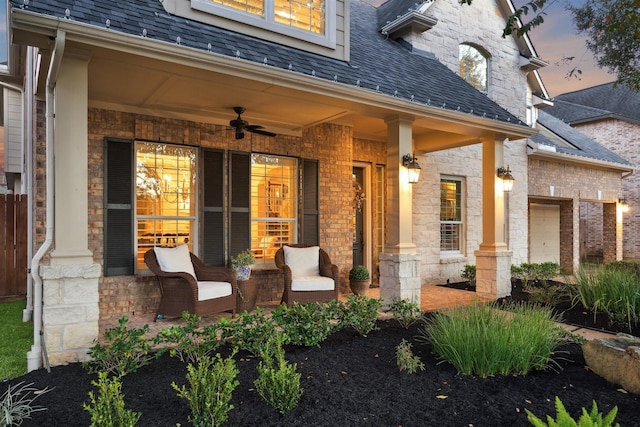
[251,154,297,265]
[274,0,325,34]
[135,142,197,271]
[459,44,487,93]
[209,0,265,16]
[440,178,462,252]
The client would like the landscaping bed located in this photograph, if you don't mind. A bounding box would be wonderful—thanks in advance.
[4,315,640,426]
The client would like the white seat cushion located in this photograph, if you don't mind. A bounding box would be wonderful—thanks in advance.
[284,246,320,277]
[197,281,233,301]
[291,276,335,291]
[154,244,196,279]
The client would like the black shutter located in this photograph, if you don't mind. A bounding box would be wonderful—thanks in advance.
[202,150,225,266]
[301,159,319,245]
[104,139,134,276]
[229,152,251,259]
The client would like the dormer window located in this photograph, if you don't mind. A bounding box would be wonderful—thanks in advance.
[193,0,334,47]
[459,44,489,94]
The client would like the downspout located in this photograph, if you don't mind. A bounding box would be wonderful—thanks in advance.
[0,79,30,320]
[27,30,65,373]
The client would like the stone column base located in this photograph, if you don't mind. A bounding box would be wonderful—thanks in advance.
[41,263,101,366]
[379,253,421,304]
[474,250,512,299]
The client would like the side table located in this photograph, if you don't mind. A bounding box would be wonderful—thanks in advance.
[236,278,257,313]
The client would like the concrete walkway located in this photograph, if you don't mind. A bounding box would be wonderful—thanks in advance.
[102,284,616,341]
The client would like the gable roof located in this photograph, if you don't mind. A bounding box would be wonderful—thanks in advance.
[529,110,634,169]
[9,0,527,129]
[545,82,640,125]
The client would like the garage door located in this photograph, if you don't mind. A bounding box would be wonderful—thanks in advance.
[530,204,560,263]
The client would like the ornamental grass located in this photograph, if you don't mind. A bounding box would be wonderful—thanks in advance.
[419,302,567,377]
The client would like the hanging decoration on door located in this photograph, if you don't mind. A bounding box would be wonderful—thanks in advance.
[353,178,365,212]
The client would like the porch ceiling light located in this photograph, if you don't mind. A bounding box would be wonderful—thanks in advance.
[497,166,514,192]
[403,153,421,184]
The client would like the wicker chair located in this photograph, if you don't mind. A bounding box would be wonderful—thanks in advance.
[144,247,237,320]
[274,244,340,306]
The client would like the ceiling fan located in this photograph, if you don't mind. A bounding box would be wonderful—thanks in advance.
[229,106,276,140]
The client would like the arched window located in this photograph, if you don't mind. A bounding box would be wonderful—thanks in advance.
[459,44,489,93]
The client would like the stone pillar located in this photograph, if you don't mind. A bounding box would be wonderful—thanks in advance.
[42,49,100,365]
[379,115,421,304]
[602,202,620,263]
[475,138,511,298]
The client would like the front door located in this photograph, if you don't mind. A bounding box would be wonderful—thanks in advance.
[352,167,365,266]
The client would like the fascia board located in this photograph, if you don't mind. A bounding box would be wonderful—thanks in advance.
[527,147,635,172]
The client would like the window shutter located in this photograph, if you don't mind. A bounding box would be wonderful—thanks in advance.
[229,152,251,259]
[104,139,134,276]
[202,149,225,266]
[302,159,319,245]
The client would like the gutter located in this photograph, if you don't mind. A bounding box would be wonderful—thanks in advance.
[26,29,65,373]
[527,144,636,173]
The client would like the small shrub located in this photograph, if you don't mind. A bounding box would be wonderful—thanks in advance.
[396,339,424,374]
[172,353,239,427]
[461,264,476,287]
[254,334,303,414]
[384,298,422,329]
[525,396,619,427]
[153,311,225,365]
[338,295,382,336]
[85,316,156,377]
[512,263,560,290]
[1,381,51,427]
[221,307,278,356]
[83,372,141,427]
[271,301,339,347]
[348,265,370,281]
[419,302,567,377]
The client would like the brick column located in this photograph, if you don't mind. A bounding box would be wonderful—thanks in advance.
[602,202,620,263]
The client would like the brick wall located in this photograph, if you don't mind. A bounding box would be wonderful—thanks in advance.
[83,109,386,321]
[571,119,640,259]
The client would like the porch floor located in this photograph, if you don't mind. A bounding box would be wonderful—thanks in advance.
[100,284,614,341]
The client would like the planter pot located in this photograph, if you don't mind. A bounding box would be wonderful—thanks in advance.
[236,266,251,281]
[349,279,370,296]
[236,278,258,313]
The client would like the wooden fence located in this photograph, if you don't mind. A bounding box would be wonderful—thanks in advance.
[0,194,27,301]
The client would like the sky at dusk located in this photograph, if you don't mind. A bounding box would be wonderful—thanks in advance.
[516,0,617,98]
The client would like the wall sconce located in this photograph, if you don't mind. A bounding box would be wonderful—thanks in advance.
[497,166,514,192]
[619,198,630,213]
[403,153,421,184]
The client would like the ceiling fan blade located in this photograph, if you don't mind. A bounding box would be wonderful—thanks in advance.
[248,128,277,137]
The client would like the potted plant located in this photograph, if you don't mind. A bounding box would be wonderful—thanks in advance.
[231,249,255,281]
[349,265,370,295]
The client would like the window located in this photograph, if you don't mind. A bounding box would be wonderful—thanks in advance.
[459,44,488,93]
[250,154,297,266]
[135,142,197,271]
[104,139,319,276]
[440,177,463,253]
[0,3,8,73]
[192,0,334,47]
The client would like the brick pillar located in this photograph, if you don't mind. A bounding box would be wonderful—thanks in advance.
[559,199,578,275]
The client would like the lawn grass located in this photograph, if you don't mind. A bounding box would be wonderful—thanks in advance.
[0,299,32,380]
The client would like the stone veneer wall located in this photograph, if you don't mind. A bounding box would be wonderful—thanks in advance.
[84,109,384,322]
[571,119,640,260]
[409,0,528,119]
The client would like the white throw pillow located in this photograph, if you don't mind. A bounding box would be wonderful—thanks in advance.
[283,246,320,277]
[154,244,196,279]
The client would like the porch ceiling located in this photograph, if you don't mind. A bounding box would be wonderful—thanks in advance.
[28,34,531,147]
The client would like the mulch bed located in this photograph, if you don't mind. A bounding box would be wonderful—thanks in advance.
[4,302,640,426]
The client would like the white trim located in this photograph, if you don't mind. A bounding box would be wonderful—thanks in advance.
[191,0,336,49]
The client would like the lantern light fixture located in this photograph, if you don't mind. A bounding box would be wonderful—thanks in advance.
[497,166,515,192]
[403,153,421,184]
